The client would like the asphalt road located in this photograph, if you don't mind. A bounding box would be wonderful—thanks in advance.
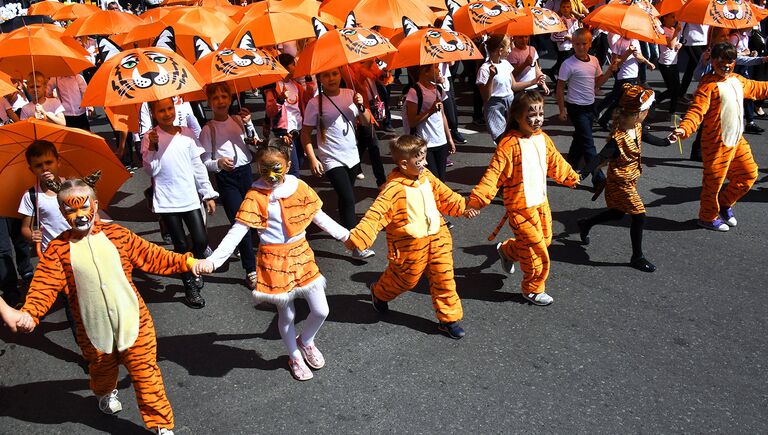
[1,56,767,434]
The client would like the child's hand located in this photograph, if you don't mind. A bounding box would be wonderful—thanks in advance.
[535,74,546,86]
[353,92,365,110]
[217,157,235,171]
[558,112,568,122]
[464,208,480,219]
[668,127,685,143]
[343,238,356,251]
[204,199,216,215]
[31,229,42,244]
[541,83,551,95]
[0,299,21,332]
[192,259,214,276]
[308,156,324,177]
[147,128,159,151]
[17,311,35,333]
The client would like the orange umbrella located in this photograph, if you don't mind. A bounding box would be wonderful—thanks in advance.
[583,0,666,45]
[388,18,482,69]
[320,0,438,29]
[0,119,130,218]
[121,21,214,62]
[27,1,69,17]
[51,3,101,21]
[162,0,197,5]
[139,7,177,23]
[162,7,238,45]
[493,7,566,36]
[0,25,90,58]
[221,11,316,48]
[0,31,93,79]
[676,0,762,28]
[64,10,146,37]
[0,71,16,97]
[234,0,342,26]
[450,0,525,37]
[584,0,659,14]
[82,45,205,107]
[198,0,243,16]
[294,18,398,76]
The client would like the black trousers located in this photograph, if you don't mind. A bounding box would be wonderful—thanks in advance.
[325,164,361,230]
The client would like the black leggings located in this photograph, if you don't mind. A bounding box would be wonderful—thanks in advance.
[356,124,387,187]
[159,210,209,259]
[325,164,360,230]
[426,144,449,181]
[583,209,646,259]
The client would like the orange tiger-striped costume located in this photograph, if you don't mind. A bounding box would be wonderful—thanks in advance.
[468,130,579,296]
[21,222,193,430]
[604,124,646,215]
[347,168,466,323]
[678,73,768,222]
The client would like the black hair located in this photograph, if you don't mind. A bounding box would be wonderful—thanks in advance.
[277,53,296,69]
[710,42,737,62]
[25,140,58,164]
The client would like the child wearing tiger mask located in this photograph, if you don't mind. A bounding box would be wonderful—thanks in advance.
[195,139,350,382]
[466,90,580,306]
[0,174,204,435]
[670,42,768,232]
[343,135,474,339]
[577,84,672,273]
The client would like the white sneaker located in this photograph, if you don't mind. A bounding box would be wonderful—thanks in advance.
[523,292,553,306]
[356,173,365,180]
[98,389,122,415]
[352,248,375,259]
[155,428,174,435]
[496,242,515,274]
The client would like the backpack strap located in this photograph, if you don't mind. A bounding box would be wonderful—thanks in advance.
[28,187,38,228]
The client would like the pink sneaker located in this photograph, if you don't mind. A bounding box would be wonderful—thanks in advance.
[288,356,313,381]
[296,336,325,369]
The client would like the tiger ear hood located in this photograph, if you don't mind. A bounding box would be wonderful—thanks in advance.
[402,17,419,37]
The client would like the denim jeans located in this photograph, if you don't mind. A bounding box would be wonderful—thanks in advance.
[566,102,605,184]
[215,165,257,273]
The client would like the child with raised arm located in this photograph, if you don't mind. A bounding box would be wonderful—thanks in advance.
[2,175,204,435]
[467,91,580,306]
[196,140,349,381]
[343,135,473,339]
[20,71,65,125]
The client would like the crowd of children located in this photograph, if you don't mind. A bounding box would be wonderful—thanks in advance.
[1,2,768,433]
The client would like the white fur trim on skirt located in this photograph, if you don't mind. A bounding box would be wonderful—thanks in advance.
[251,275,327,308]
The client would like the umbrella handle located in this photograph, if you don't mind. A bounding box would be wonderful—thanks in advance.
[35,242,42,259]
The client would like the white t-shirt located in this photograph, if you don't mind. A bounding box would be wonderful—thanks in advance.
[551,17,579,52]
[439,62,452,92]
[46,75,87,116]
[141,127,218,213]
[277,80,303,132]
[508,46,539,88]
[683,23,709,46]
[610,35,640,80]
[303,89,361,171]
[659,27,680,66]
[559,54,602,105]
[199,116,253,172]
[0,97,11,123]
[476,59,514,98]
[20,98,65,121]
[139,100,201,138]
[18,186,69,252]
[405,83,448,148]
[9,93,28,112]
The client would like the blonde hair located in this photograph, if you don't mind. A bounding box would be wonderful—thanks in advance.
[389,135,426,160]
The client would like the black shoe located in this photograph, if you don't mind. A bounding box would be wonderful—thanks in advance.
[577,218,591,245]
[183,279,205,309]
[453,133,468,144]
[438,321,466,339]
[630,256,656,273]
[446,220,455,230]
[162,233,173,245]
[368,282,388,314]
[745,123,764,134]
[194,275,204,290]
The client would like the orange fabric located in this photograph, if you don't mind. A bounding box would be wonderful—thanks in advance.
[498,202,552,295]
[236,179,323,237]
[451,1,525,38]
[388,28,483,70]
[63,10,145,38]
[494,7,567,36]
[293,25,397,77]
[678,73,768,221]
[21,222,191,429]
[254,237,322,295]
[605,125,645,215]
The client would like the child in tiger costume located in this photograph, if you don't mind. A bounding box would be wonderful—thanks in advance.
[670,42,768,232]
[0,174,202,435]
[196,139,350,382]
[577,84,671,273]
[466,90,580,306]
[343,135,473,339]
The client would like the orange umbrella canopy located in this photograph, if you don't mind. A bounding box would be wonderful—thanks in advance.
[27,1,69,17]
[162,7,238,45]
[121,21,213,62]
[64,10,146,37]
[51,3,101,21]
[320,0,438,28]
[0,119,130,217]
[0,31,93,79]
[449,0,524,37]
[583,0,666,44]
[493,7,566,36]
[82,43,205,107]
[222,11,316,48]
[0,71,16,97]
[388,19,482,69]
[294,18,398,76]
[676,0,761,28]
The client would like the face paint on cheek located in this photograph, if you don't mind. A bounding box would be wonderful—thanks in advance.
[259,161,286,184]
[62,195,95,231]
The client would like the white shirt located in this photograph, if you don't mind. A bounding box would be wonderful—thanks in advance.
[610,35,640,80]
[277,80,303,132]
[659,27,680,66]
[405,83,448,148]
[139,100,201,138]
[0,97,11,123]
[9,93,28,112]
[476,59,514,98]
[551,17,579,52]
[439,62,452,92]
[199,116,253,172]
[303,89,361,171]
[141,127,218,213]
[18,186,69,252]
[508,46,539,87]
[559,54,602,105]
[683,23,709,46]
[207,176,349,269]
[46,75,87,116]
[20,98,65,121]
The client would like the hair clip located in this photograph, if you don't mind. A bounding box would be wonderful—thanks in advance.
[82,170,102,188]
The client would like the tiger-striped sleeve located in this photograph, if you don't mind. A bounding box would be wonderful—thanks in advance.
[21,245,67,324]
[113,225,192,275]
[679,82,713,138]
[468,140,512,209]
[426,170,466,217]
[545,136,580,187]
[347,184,397,251]
[741,75,768,102]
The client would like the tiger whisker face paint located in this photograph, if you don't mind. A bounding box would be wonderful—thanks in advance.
[61,194,96,232]
[258,160,286,186]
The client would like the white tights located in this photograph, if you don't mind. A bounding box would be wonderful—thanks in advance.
[277,290,329,359]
